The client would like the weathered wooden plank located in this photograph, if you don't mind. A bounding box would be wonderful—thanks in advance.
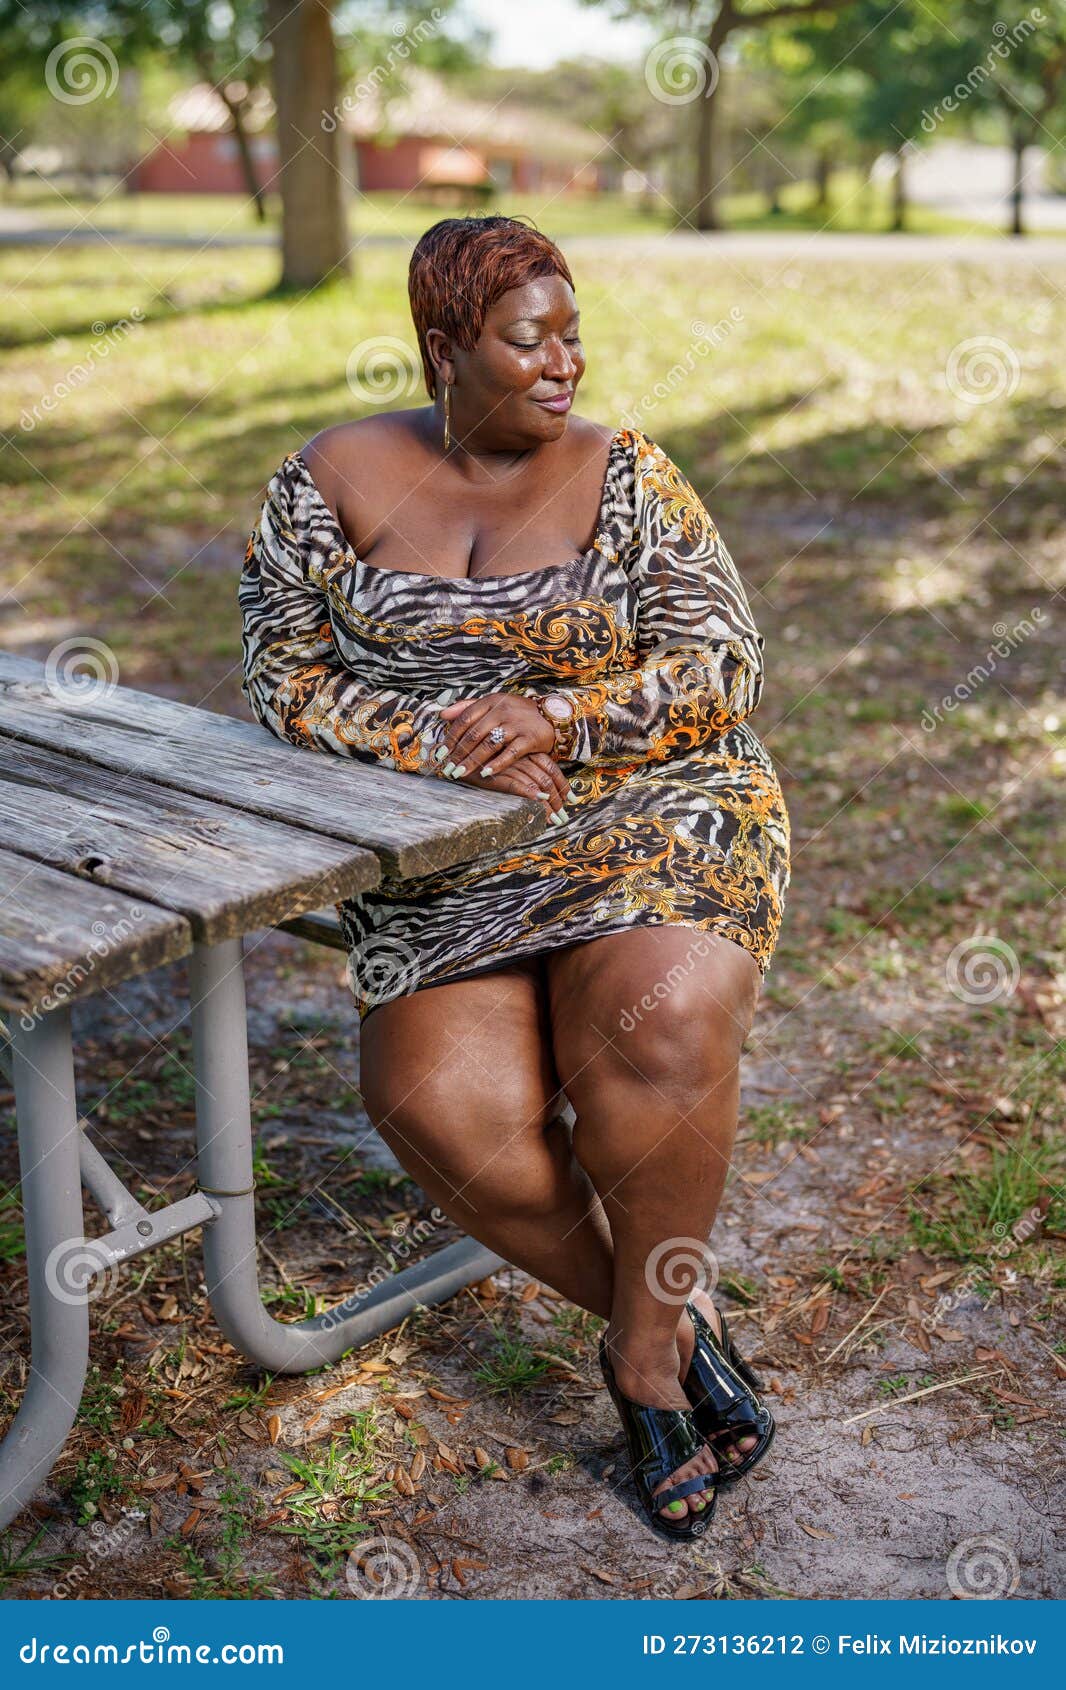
[0,655,541,878]
[0,738,380,943]
[277,909,346,951]
[0,846,190,1017]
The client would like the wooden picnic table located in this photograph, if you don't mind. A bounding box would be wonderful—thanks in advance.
[0,652,541,1529]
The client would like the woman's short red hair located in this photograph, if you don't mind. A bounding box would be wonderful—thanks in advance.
[408,215,574,398]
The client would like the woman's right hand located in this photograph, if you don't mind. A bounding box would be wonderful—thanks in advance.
[452,750,571,821]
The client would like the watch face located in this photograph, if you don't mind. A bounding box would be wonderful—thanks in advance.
[544,694,574,722]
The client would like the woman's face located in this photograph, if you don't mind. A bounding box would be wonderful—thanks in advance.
[435,272,585,450]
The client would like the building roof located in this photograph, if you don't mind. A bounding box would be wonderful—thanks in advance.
[166,69,601,164]
[343,68,601,163]
[167,81,274,134]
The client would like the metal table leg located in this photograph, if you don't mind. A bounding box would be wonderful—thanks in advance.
[0,1008,90,1530]
[190,938,503,1374]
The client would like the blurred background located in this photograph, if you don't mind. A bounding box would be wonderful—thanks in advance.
[0,0,1062,1601]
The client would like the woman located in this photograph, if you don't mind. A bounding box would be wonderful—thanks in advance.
[240,216,790,1542]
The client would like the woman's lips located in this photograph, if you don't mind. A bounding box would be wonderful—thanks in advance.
[532,392,573,412]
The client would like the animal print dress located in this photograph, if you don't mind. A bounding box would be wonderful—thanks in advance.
[240,427,791,1017]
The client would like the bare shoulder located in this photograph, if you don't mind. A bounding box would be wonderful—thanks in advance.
[566,415,617,453]
[558,414,618,477]
[301,409,429,502]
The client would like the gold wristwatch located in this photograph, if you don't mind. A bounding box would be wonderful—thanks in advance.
[534,692,577,759]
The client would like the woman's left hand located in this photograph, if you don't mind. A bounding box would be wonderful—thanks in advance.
[436,693,554,779]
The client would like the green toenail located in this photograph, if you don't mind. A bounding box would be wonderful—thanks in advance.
[692,1496,707,1510]
[664,1500,685,1516]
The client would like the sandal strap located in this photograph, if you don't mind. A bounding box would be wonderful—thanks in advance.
[598,1339,704,1494]
[688,1304,763,1402]
[654,1473,714,1511]
[627,1402,704,1489]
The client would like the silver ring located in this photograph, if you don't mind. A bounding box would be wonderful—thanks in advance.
[488,725,507,746]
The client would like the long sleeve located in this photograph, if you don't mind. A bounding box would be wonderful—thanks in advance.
[239,458,441,773]
[539,434,764,764]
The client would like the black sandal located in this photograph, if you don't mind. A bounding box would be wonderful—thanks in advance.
[599,1337,716,1541]
[681,1302,775,1487]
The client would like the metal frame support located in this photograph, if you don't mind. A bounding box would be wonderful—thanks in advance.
[0,938,503,1529]
[189,937,502,1374]
[0,1009,90,1529]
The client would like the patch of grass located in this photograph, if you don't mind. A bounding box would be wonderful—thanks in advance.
[549,1304,603,1346]
[222,1375,275,1413]
[0,1527,71,1591]
[167,1472,278,1599]
[0,1186,24,1262]
[718,1271,761,1304]
[273,1414,392,1577]
[66,1449,135,1525]
[77,1364,126,1434]
[907,1104,1064,1263]
[745,1103,815,1147]
[475,1327,551,1396]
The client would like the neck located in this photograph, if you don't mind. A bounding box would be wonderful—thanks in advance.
[429,403,537,482]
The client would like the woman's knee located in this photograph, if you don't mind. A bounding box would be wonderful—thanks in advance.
[563,978,756,1108]
[362,1044,572,1220]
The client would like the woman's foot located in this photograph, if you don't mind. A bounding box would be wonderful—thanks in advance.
[676,1289,760,1472]
[605,1330,718,1521]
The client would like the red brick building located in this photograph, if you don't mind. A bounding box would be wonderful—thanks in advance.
[130,72,605,198]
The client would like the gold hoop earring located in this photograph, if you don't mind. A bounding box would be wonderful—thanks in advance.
[442,380,452,452]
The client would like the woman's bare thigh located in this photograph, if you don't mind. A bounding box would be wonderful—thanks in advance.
[542,925,762,1087]
[357,959,564,1186]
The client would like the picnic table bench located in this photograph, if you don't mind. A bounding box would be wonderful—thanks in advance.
[0,651,541,1529]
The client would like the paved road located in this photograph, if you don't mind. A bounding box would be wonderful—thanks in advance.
[2,213,1064,263]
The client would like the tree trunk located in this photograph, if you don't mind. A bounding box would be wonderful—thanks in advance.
[891,147,907,233]
[1010,132,1026,238]
[692,69,723,230]
[266,0,350,290]
[814,151,831,210]
[224,96,266,223]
